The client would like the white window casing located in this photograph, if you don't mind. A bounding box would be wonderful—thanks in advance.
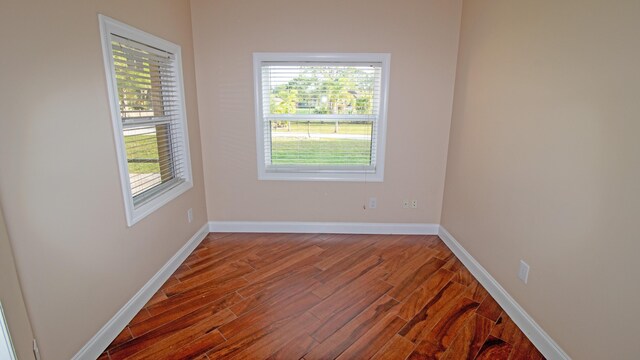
[0,302,17,360]
[253,53,390,182]
[99,15,192,226]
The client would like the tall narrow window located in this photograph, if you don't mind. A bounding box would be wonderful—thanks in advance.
[99,15,192,225]
[254,53,390,181]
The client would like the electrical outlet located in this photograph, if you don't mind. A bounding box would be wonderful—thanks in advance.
[402,200,410,209]
[411,200,418,209]
[368,197,377,209]
[187,208,193,223]
[518,260,530,284]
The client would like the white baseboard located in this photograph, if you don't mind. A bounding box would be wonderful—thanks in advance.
[72,223,210,360]
[208,221,439,235]
[438,226,570,360]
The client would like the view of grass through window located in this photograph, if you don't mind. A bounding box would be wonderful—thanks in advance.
[263,63,380,168]
[271,121,373,165]
[125,132,161,174]
[124,127,163,196]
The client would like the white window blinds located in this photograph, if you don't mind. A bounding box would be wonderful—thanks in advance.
[111,35,187,205]
[100,15,192,226]
[255,54,389,181]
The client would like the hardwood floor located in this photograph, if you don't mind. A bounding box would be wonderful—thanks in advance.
[100,233,545,360]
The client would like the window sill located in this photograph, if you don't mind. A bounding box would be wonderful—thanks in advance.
[258,172,384,182]
[126,180,193,226]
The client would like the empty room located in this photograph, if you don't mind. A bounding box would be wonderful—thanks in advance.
[0,0,638,359]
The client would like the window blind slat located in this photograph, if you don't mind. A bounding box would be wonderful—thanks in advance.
[260,62,382,172]
[111,35,174,60]
[111,33,188,200]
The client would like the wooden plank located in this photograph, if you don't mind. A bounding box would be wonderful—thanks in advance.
[490,312,521,344]
[208,293,321,359]
[226,312,320,359]
[311,279,392,342]
[243,245,324,283]
[177,250,255,282]
[105,327,132,351]
[237,262,321,298]
[423,296,480,351]
[265,333,318,360]
[310,267,390,319]
[380,243,435,279]
[312,254,383,299]
[305,295,399,360]
[249,233,322,269]
[144,290,168,308]
[163,330,226,360]
[439,313,494,360]
[145,277,248,317]
[474,336,513,360]
[464,278,489,303]
[230,272,318,317]
[508,333,545,360]
[398,281,466,344]
[110,308,236,360]
[164,260,254,297]
[314,244,377,282]
[219,291,321,341]
[128,308,151,326]
[398,268,455,321]
[371,334,416,360]
[407,339,444,360]
[130,292,243,337]
[337,315,406,359]
[430,241,455,261]
[387,256,445,301]
[476,295,502,322]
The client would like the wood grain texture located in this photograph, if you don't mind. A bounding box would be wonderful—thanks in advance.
[423,296,480,351]
[371,334,416,360]
[475,336,513,360]
[101,233,544,360]
[476,294,502,322]
[398,268,454,321]
[440,313,494,360]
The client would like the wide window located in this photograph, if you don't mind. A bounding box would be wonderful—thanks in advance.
[99,15,192,226]
[253,53,390,181]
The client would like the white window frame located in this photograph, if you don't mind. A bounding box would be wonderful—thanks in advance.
[0,303,17,360]
[253,53,390,182]
[99,15,193,226]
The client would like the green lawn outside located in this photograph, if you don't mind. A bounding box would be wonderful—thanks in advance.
[124,133,161,174]
[271,121,372,135]
[123,125,373,170]
[293,108,315,115]
[271,137,372,165]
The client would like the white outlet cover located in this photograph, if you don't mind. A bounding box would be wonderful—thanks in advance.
[368,197,377,209]
[518,260,530,284]
[187,208,193,223]
[402,200,410,208]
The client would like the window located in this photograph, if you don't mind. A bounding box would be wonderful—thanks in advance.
[99,15,192,226]
[253,53,390,181]
[0,303,17,360]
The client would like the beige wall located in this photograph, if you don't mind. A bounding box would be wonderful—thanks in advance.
[190,0,462,224]
[0,206,34,360]
[441,0,640,358]
[0,0,207,358]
